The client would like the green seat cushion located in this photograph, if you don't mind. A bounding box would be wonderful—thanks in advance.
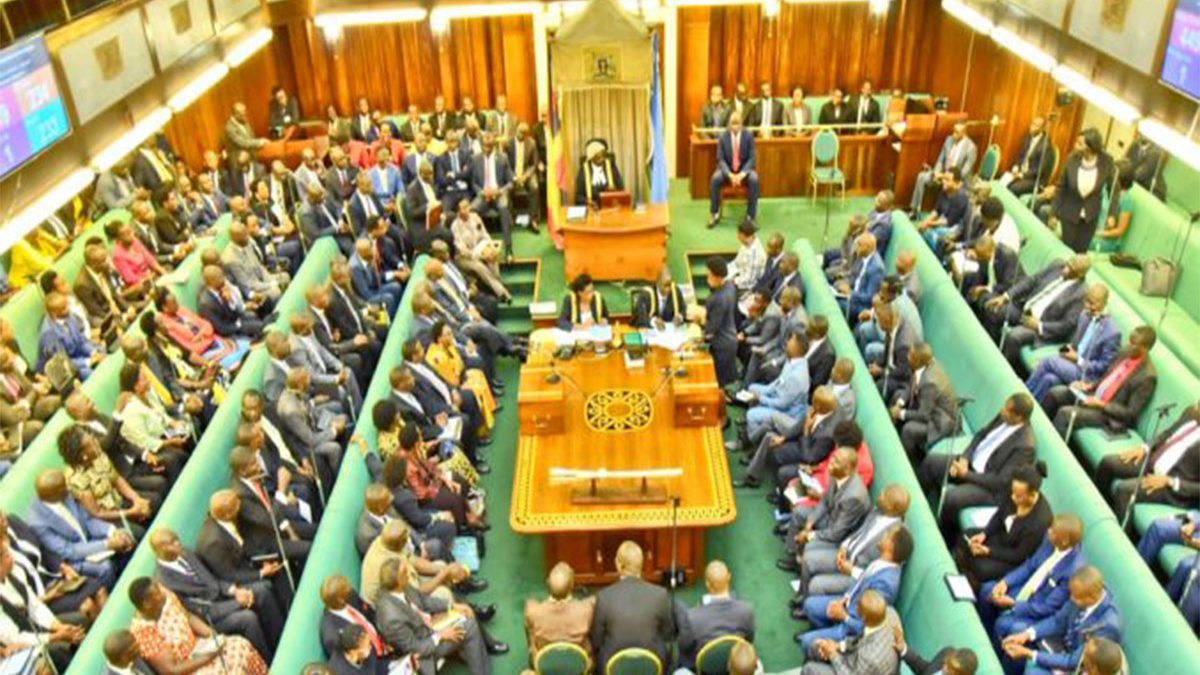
[1132,503,1190,535]
[1020,344,1061,372]
[1073,427,1139,472]
[812,167,845,182]
[1160,544,1196,577]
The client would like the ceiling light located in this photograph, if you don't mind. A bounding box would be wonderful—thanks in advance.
[225,28,272,67]
[942,0,992,33]
[1137,118,1200,170]
[167,63,229,112]
[992,26,1056,72]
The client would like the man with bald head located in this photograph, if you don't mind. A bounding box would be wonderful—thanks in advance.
[28,468,133,586]
[982,254,1090,355]
[319,574,384,663]
[677,560,754,669]
[1080,638,1125,675]
[801,483,911,598]
[959,233,1019,310]
[1001,566,1123,674]
[288,313,362,408]
[802,589,900,675]
[779,445,870,575]
[892,342,959,461]
[195,490,290,607]
[323,146,359,206]
[835,232,885,319]
[981,513,1086,642]
[197,264,265,340]
[222,219,287,309]
[1024,284,1119,404]
[37,291,103,379]
[150,527,280,660]
[224,102,267,166]
[591,540,675,670]
[350,235,403,315]
[361,520,470,609]
[524,561,595,662]
[894,628,979,675]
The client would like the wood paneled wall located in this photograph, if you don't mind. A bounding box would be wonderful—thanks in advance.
[277,15,537,126]
[676,0,1084,176]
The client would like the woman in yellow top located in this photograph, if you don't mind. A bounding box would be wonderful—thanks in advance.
[7,230,61,290]
[373,398,479,487]
[425,320,497,430]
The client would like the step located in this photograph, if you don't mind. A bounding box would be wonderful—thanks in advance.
[498,304,531,322]
[498,316,532,336]
[500,265,539,286]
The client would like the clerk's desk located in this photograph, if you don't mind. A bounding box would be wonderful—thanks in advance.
[558,203,669,283]
[512,327,735,584]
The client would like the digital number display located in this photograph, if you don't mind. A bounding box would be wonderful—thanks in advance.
[0,35,71,179]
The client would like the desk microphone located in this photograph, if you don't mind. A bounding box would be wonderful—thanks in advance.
[545,360,584,395]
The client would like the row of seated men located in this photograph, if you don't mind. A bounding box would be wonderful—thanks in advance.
[1,118,530,670]
[697,81,886,137]
[817,190,1197,649]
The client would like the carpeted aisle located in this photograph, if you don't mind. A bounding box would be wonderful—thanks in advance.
[446,180,873,673]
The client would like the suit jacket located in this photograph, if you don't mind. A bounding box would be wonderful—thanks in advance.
[828,607,900,675]
[355,510,391,558]
[222,242,279,299]
[469,151,514,195]
[847,253,885,317]
[435,147,474,198]
[96,171,138,210]
[699,101,729,134]
[840,510,903,571]
[401,151,437,188]
[1052,152,1117,226]
[877,318,918,382]
[391,391,442,442]
[268,98,300,138]
[320,591,377,656]
[366,164,403,205]
[405,179,438,228]
[195,517,262,586]
[153,210,192,248]
[754,356,808,419]
[782,104,810,133]
[427,110,455,140]
[979,493,1054,569]
[36,314,98,372]
[818,102,849,130]
[1146,413,1200,502]
[1012,132,1054,184]
[900,361,959,444]
[375,586,450,660]
[155,550,241,618]
[328,284,372,341]
[840,561,902,635]
[591,576,675,669]
[486,110,519,139]
[807,338,836,394]
[1001,539,1086,622]
[970,244,1020,296]
[748,97,783,136]
[704,282,739,385]
[26,497,114,573]
[350,253,388,303]
[197,286,250,338]
[132,149,174,194]
[232,478,290,556]
[716,129,756,177]
[300,198,353,254]
[324,165,360,205]
[524,595,596,660]
[678,595,754,665]
[348,190,388,236]
[398,118,422,143]
[1008,261,1086,343]
[902,647,957,675]
[1068,313,1121,383]
[1030,592,1122,672]
[847,95,883,128]
[226,165,266,199]
[810,473,871,544]
[959,417,1036,495]
[934,135,979,177]
[277,389,338,455]
[1093,356,1157,433]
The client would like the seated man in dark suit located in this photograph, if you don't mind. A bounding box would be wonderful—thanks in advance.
[318,574,386,663]
[1000,566,1123,675]
[591,541,676,672]
[197,265,265,341]
[999,116,1053,197]
[801,590,900,675]
[847,80,882,132]
[149,527,280,661]
[436,131,475,217]
[328,624,390,675]
[893,629,979,675]
[1097,401,1198,521]
[817,88,849,133]
[406,160,447,250]
[350,236,404,316]
[799,483,911,599]
[739,383,835,491]
[299,184,355,256]
[955,466,1053,586]
[1044,325,1157,440]
[982,254,1090,359]
[677,560,754,670]
[196,490,293,608]
[959,234,1020,314]
[708,113,759,228]
[917,393,1037,534]
[574,139,624,208]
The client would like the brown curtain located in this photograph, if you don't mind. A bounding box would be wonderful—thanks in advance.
[562,86,650,205]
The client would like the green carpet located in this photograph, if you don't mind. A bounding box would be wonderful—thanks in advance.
[452,180,872,673]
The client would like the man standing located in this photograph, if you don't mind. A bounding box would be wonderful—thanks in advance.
[469,133,516,262]
[708,113,759,228]
[223,102,267,168]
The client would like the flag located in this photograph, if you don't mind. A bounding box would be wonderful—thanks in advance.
[545,84,567,250]
[648,31,669,204]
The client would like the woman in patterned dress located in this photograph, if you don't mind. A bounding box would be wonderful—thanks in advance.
[128,578,267,674]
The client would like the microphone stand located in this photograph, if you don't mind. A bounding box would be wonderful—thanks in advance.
[254,477,297,601]
[303,444,328,508]
[22,604,59,675]
[936,397,974,521]
[189,598,230,675]
[1118,402,1176,532]
[545,360,584,396]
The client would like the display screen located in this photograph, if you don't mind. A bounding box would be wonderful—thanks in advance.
[1162,0,1200,101]
[0,34,71,179]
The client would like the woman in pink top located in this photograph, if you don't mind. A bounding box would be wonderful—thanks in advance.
[109,221,164,287]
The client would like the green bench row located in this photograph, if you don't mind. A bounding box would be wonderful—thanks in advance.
[60,237,343,674]
[794,240,1004,674]
[269,256,429,673]
[885,211,1200,673]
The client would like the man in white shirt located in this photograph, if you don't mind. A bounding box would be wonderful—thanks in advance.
[0,540,83,671]
[731,219,768,297]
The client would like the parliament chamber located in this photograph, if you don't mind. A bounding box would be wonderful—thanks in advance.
[0,0,1197,674]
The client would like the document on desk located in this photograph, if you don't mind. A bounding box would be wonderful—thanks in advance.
[642,325,691,351]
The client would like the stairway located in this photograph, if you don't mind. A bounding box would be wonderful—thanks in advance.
[686,250,736,305]
[496,259,540,336]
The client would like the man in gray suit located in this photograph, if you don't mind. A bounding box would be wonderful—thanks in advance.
[276,368,347,483]
[355,483,399,557]
[591,541,676,671]
[801,590,900,675]
[287,313,363,410]
[799,484,911,599]
[677,560,755,670]
[892,344,959,461]
[910,122,977,213]
[779,447,871,573]
[375,557,498,675]
[221,220,287,306]
[97,160,147,211]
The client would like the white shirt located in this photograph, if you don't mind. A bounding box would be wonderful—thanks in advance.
[1153,421,1200,477]
[971,423,1021,473]
[805,338,826,359]
[217,520,243,547]
[994,214,1021,253]
[846,515,901,574]
[1017,547,1070,600]
[1025,278,1079,325]
[0,567,56,645]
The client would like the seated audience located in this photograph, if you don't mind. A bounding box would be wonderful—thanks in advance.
[58,425,154,536]
[37,292,104,381]
[1044,325,1157,439]
[222,220,287,308]
[523,562,595,664]
[986,254,1091,368]
[197,265,265,341]
[779,446,870,576]
[0,537,83,671]
[910,122,976,213]
[891,343,959,461]
[469,132,516,262]
[798,483,911,599]
[833,232,884,320]
[1024,285,1120,404]
[999,117,1053,196]
[1098,402,1199,521]
[154,289,247,371]
[955,466,1053,586]
[0,345,60,447]
[800,589,899,675]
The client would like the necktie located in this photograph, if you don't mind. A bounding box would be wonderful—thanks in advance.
[1,374,18,400]
[1076,317,1099,357]
[1095,358,1140,404]
[1149,420,1200,469]
[732,134,741,173]
[485,156,496,190]
[345,604,384,655]
[363,194,377,218]
[142,365,175,407]
[452,152,460,175]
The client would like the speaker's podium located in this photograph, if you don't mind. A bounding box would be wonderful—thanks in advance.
[559,197,669,283]
[512,328,735,584]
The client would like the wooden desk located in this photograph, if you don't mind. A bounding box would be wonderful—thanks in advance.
[559,204,670,283]
[688,134,895,199]
[512,343,735,585]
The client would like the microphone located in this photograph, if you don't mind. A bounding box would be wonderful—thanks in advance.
[544,360,562,385]
[1154,402,1177,416]
[957,396,975,406]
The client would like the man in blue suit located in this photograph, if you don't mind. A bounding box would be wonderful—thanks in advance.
[348,172,389,237]
[37,292,103,380]
[436,131,475,216]
[1025,285,1120,403]
[742,330,810,443]
[796,526,911,652]
[28,469,135,586]
[979,514,1087,639]
[708,112,759,228]
[350,238,402,316]
[366,148,404,217]
[469,132,516,261]
[1001,566,1122,675]
[401,133,437,188]
[834,232,884,320]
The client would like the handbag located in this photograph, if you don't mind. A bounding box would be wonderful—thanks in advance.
[1140,257,1179,297]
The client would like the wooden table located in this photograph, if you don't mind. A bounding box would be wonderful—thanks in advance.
[559,204,670,283]
[512,341,735,585]
[689,133,896,199]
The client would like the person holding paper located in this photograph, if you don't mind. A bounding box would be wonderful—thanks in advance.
[777,446,870,576]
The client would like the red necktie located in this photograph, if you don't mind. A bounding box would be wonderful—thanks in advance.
[1095,357,1142,404]
[1,375,19,400]
[251,481,270,509]
[344,604,384,655]
[732,133,741,173]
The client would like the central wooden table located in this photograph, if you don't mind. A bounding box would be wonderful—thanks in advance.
[512,340,735,584]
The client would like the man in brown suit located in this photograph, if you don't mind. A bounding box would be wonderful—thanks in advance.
[523,562,596,664]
